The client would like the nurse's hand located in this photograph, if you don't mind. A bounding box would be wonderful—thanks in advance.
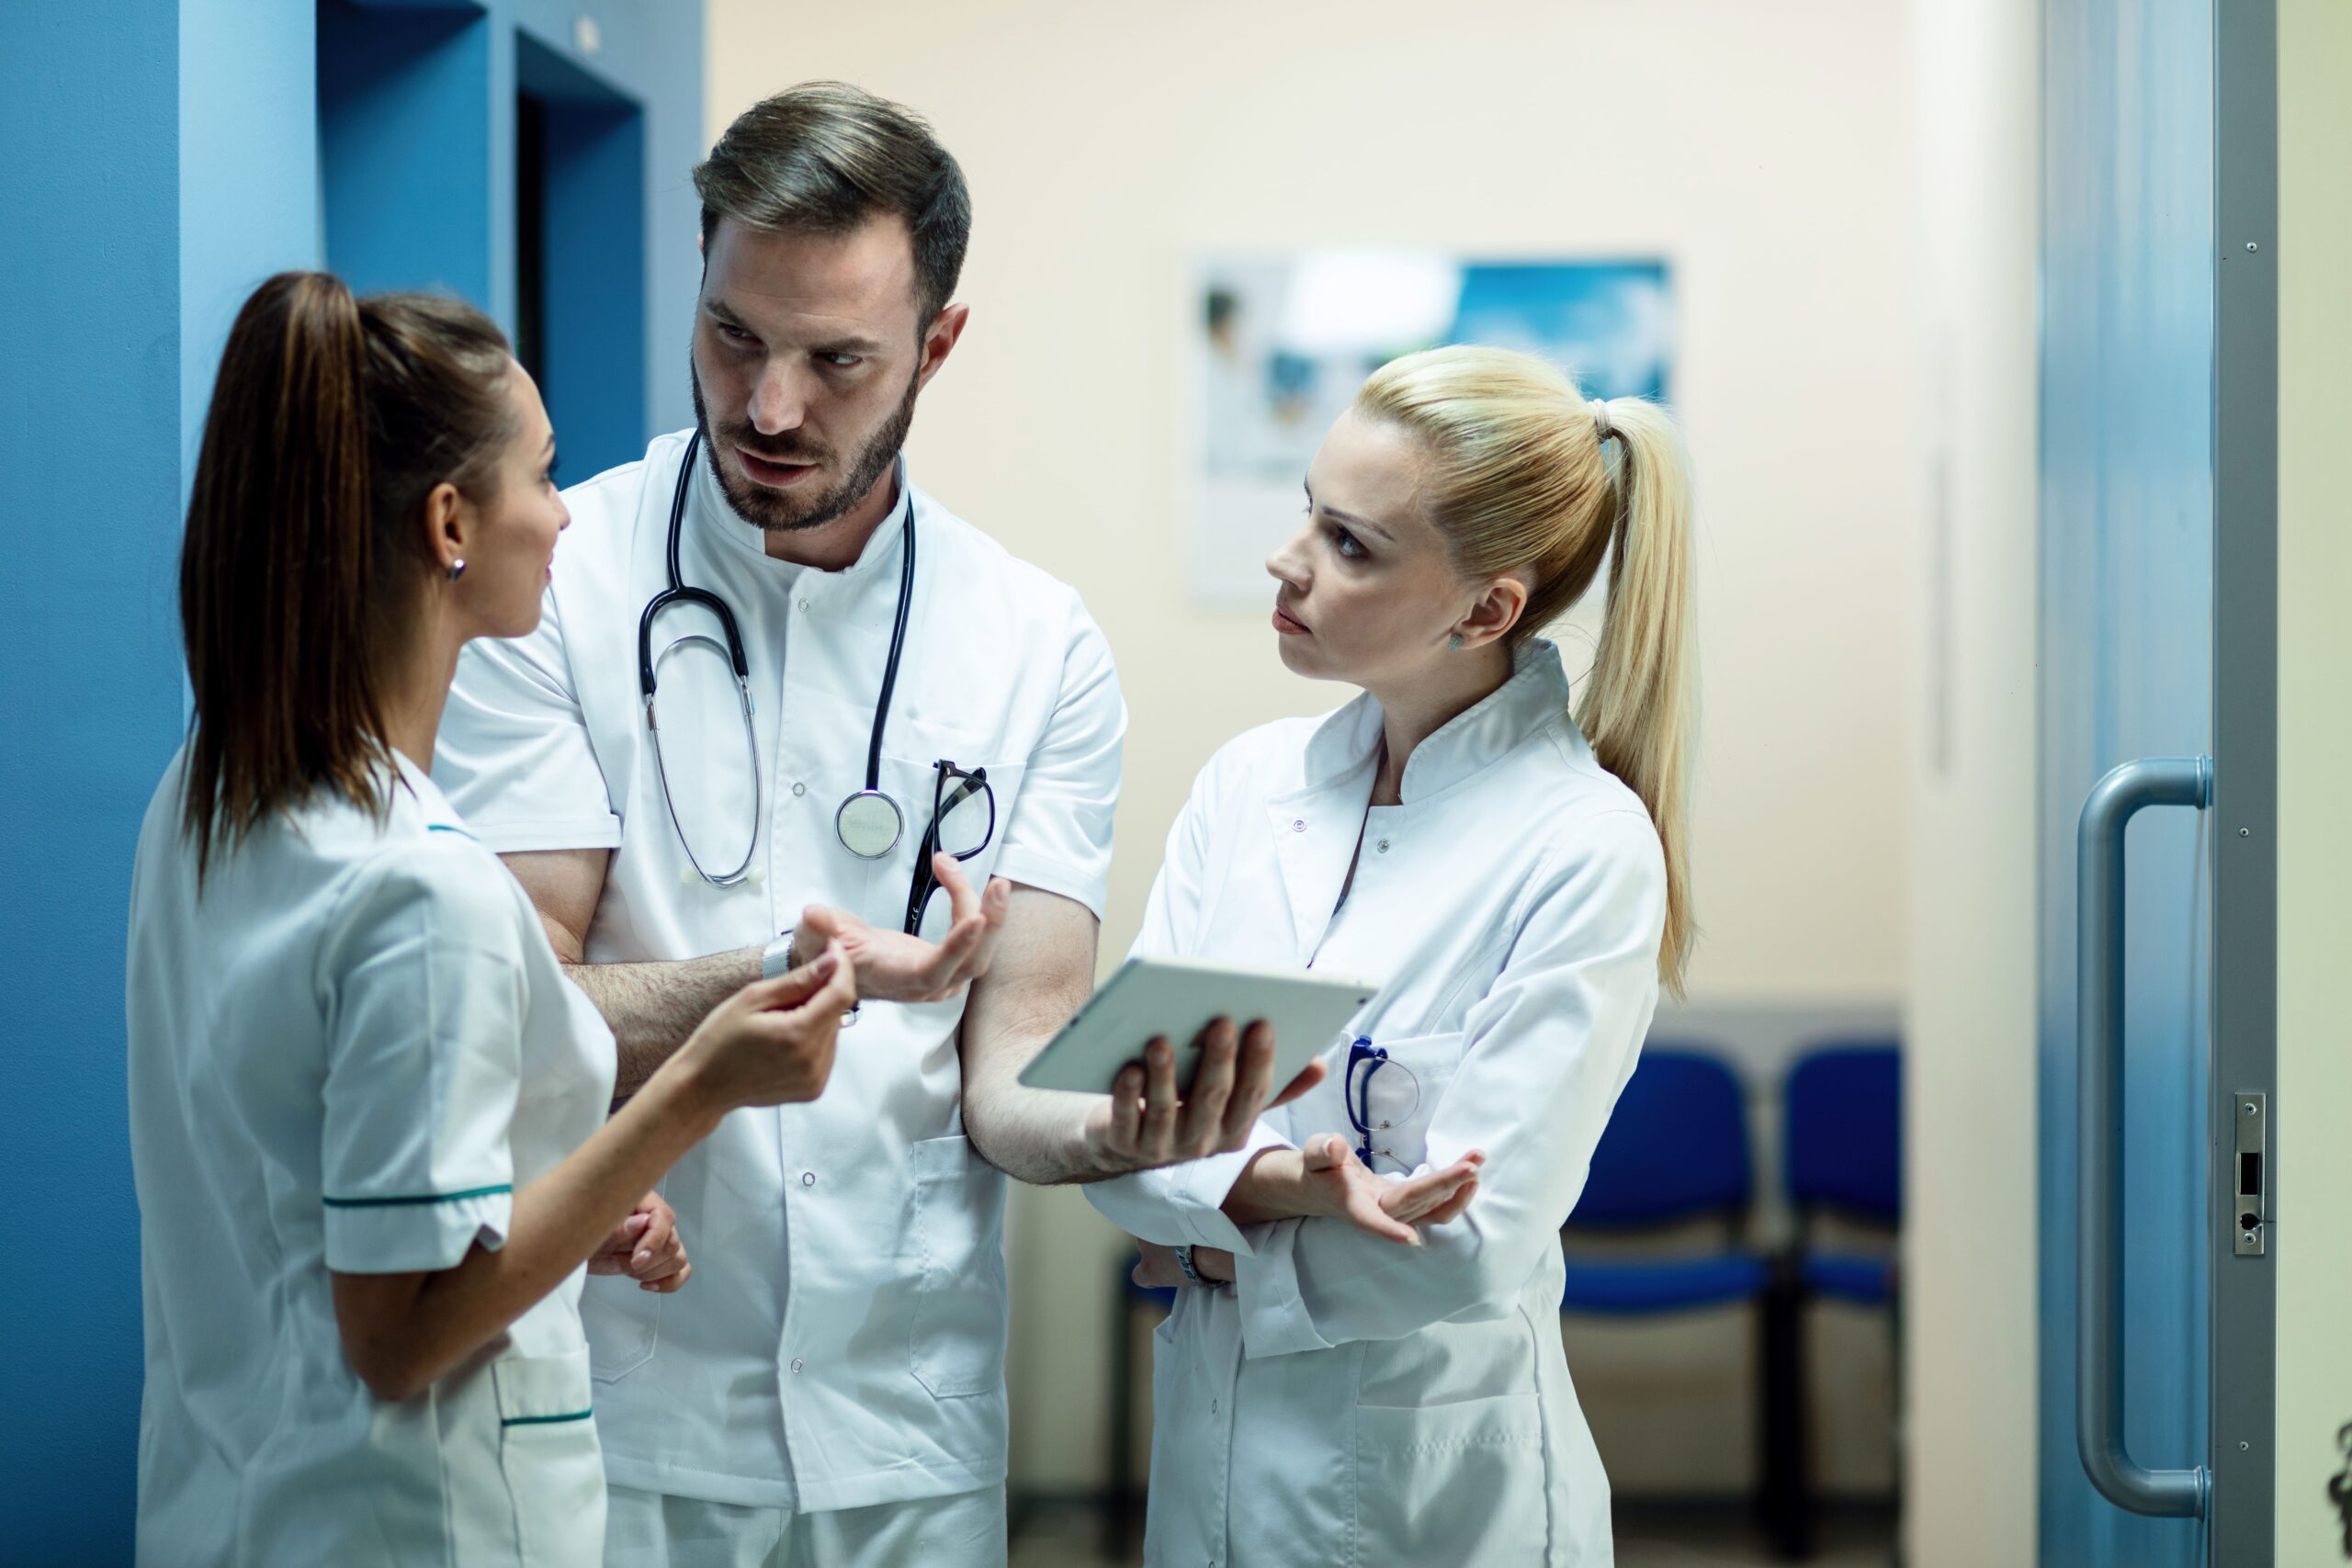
[589,1192,692,1293]
[1083,1018,1329,1176]
[790,855,1010,1006]
[672,942,858,1111]
[1224,1134,1484,1243]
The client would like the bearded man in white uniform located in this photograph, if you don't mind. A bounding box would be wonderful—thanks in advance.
[433,82,1304,1568]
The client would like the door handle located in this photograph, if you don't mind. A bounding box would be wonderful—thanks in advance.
[2075,755,2211,1519]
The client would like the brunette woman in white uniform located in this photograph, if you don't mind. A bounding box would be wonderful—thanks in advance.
[125,273,856,1568]
[1090,345,1700,1567]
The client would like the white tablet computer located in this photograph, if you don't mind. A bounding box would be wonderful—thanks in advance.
[1017,954,1381,1095]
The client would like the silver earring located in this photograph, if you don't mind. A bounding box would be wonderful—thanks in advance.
[1448,634,1464,651]
[447,558,466,581]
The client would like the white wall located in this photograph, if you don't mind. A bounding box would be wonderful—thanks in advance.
[707,0,1919,1493]
[2274,3,2352,1560]
[1902,0,2041,1561]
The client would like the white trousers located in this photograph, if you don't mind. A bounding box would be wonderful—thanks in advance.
[603,1482,1007,1568]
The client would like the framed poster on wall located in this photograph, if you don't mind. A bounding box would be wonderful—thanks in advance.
[1192,252,1672,606]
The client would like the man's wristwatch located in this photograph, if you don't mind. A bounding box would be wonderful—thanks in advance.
[1172,1244,1224,1290]
[762,924,861,1027]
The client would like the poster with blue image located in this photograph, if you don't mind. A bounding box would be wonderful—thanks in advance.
[1193,253,1671,605]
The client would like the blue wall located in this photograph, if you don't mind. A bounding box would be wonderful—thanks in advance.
[518,28,650,479]
[315,0,704,470]
[1,8,187,1563]
[320,0,496,309]
[0,4,699,1558]
[502,0,704,447]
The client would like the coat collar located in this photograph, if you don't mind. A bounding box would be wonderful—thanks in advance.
[1262,639,1571,963]
[389,747,474,837]
[693,438,916,604]
[1295,637,1572,805]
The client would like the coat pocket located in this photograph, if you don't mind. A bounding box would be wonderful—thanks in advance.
[491,1348,607,1567]
[907,1133,1009,1398]
[1352,1031,1464,1174]
[584,1270,662,1382]
[867,753,1027,942]
[1351,1393,1546,1568]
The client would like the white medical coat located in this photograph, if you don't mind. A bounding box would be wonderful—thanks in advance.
[127,750,616,1567]
[1089,640,1664,1568]
[431,431,1124,1511]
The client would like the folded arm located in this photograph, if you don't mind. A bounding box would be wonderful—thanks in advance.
[1224,815,1667,1357]
[1127,1132,1485,1289]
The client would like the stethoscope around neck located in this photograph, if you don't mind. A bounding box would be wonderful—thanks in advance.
[636,427,919,886]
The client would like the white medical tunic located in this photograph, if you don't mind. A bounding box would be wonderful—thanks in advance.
[1088,640,1664,1568]
[431,430,1124,1512]
[127,749,617,1568]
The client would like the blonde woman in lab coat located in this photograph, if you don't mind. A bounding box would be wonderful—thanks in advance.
[1090,344,1695,1567]
[125,273,856,1568]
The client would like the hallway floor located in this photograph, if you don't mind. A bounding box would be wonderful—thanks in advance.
[1008,1498,1900,1567]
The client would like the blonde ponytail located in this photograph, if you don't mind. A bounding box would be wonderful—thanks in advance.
[1355,346,1698,994]
[1575,397,1697,994]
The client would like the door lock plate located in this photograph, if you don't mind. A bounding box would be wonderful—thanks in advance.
[2232,1092,2266,1257]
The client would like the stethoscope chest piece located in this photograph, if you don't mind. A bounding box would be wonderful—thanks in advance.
[835,789,905,860]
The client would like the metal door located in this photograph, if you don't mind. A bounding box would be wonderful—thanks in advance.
[2038,3,2277,1564]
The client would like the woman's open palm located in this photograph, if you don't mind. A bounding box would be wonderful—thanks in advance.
[1296,1133,1484,1245]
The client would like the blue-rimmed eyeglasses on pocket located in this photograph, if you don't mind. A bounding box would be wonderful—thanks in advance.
[1344,1035,1422,1169]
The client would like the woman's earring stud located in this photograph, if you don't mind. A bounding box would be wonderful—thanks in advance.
[447,558,466,582]
[1448,633,1464,651]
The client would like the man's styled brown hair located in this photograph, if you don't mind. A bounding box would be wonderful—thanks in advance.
[693,80,972,327]
[176,271,514,879]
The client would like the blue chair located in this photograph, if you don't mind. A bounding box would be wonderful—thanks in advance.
[1781,1042,1903,1556]
[1784,1043,1902,1303]
[1561,1047,1804,1556]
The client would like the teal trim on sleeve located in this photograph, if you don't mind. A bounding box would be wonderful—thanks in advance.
[425,822,478,840]
[322,1183,513,1209]
[501,1409,594,1427]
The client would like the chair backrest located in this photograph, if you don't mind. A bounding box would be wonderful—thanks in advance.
[1567,1045,1752,1228]
[1783,1042,1902,1224]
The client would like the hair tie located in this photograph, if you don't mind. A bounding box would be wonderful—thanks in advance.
[1590,398,1613,443]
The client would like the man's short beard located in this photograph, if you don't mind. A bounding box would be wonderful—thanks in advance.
[690,358,922,534]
